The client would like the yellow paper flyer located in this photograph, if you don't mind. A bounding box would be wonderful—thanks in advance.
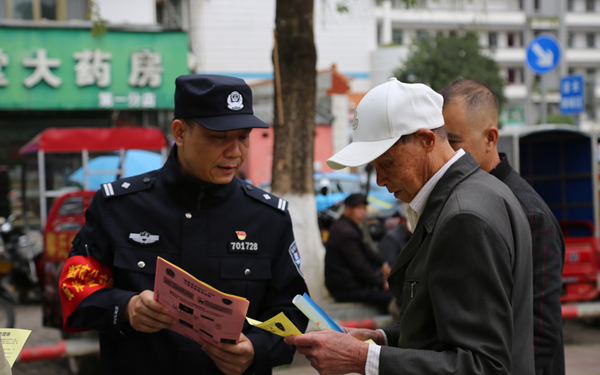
[246,312,303,337]
[0,329,31,367]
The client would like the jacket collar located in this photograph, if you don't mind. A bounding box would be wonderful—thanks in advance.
[389,153,481,282]
[489,153,512,182]
[417,152,480,234]
[340,215,362,232]
[160,145,238,208]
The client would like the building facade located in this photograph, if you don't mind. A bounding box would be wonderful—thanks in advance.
[374,0,600,127]
[0,0,189,226]
[154,0,600,185]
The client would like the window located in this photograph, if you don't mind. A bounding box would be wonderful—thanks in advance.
[488,32,498,47]
[391,0,408,8]
[568,68,576,75]
[41,0,57,20]
[586,0,595,11]
[507,69,524,84]
[519,68,525,83]
[392,29,403,45]
[508,69,516,84]
[416,30,428,42]
[508,33,515,47]
[568,0,574,11]
[586,33,595,48]
[67,0,86,20]
[519,0,523,10]
[534,0,540,11]
[519,32,524,47]
[12,0,33,19]
[585,68,596,119]
[3,0,87,20]
[568,32,575,48]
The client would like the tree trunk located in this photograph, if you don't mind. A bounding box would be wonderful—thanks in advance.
[273,0,316,194]
[273,0,326,301]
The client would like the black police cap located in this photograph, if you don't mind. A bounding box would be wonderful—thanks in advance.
[345,193,368,207]
[174,74,268,131]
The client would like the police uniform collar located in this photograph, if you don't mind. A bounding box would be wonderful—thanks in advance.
[161,145,237,206]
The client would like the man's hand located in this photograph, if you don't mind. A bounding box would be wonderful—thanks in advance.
[382,263,391,291]
[202,332,255,375]
[382,262,391,280]
[343,327,386,346]
[284,330,369,375]
[124,290,175,333]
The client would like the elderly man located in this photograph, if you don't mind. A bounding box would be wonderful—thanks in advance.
[440,78,566,375]
[285,78,534,375]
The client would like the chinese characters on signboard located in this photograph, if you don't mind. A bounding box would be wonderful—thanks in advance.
[0,49,10,86]
[560,74,584,115]
[0,47,163,109]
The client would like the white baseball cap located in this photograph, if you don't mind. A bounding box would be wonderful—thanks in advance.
[327,77,445,170]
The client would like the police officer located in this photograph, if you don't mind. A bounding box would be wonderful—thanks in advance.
[60,75,309,375]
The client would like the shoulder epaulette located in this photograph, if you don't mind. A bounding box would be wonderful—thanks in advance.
[101,174,156,198]
[241,183,288,213]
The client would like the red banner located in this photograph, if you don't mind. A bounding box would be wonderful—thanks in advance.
[59,255,114,332]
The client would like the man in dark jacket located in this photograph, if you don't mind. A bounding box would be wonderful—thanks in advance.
[325,193,392,311]
[440,78,566,375]
[377,207,411,266]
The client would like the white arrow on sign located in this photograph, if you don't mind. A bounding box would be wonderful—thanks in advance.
[532,43,554,67]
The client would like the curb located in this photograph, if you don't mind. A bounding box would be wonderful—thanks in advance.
[18,337,99,362]
[562,302,600,320]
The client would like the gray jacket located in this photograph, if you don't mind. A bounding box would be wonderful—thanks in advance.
[380,153,534,375]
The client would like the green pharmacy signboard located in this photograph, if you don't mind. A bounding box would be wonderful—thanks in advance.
[0,27,189,110]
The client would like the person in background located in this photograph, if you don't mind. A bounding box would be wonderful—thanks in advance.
[440,78,566,375]
[324,193,393,313]
[59,74,309,375]
[285,77,534,375]
[377,205,412,266]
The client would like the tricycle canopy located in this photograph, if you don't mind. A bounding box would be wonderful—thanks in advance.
[498,124,599,238]
[19,127,168,228]
[19,127,167,155]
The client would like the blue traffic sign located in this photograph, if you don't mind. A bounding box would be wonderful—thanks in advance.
[560,74,585,115]
[526,34,562,75]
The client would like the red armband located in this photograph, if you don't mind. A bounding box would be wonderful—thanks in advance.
[59,255,114,332]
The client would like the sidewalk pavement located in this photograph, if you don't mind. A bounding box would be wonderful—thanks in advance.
[274,344,600,375]
[273,317,600,375]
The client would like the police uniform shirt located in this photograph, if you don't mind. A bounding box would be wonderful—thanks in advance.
[66,145,309,375]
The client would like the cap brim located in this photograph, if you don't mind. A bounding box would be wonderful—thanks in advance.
[194,114,269,131]
[327,136,401,170]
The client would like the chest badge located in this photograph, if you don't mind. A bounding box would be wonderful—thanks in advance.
[229,231,258,253]
[129,231,159,245]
